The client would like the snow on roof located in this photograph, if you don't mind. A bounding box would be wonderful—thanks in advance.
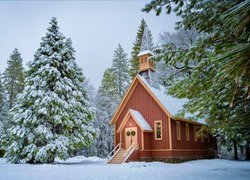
[140,26,151,50]
[138,75,186,116]
[138,75,206,125]
[137,50,154,57]
[129,109,153,131]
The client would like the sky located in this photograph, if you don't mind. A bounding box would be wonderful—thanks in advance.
[0,0,179,89]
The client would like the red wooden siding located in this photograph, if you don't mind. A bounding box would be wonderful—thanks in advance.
[115,82,170,150]
[143,132,152,150]
[121,116,142,149]
[171,118,212,150]
[113,78,216,160]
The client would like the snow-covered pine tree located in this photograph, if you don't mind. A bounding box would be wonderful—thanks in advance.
[3,49,25,109]
[129,19,153,79]
[87,69,118,157]
[89,45,129,157]
[143,0,250,160]
[0,72,5,125]
[83,78,96,107]
[0,72,9,157]
[0,120,3,157]
[111,44,130,99]
[78,78,97,156]
[155,28,199,86]
[0,120,2,138]
[5,17,96,164]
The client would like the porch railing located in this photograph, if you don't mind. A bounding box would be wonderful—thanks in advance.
[107,143,123,163]
[123,143,138,163]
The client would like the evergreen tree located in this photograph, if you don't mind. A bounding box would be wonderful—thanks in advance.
[71,78,97,157]
[87,69,118,157]
[84,45,130,157]
[143,0,250,159]
[155,28,199,86]
[3,49,25,109]
[0,120,3,157]
[5,17,96,164]
[129,19,153,79]
[83,78,96,107]
[0,72,9,156]
[111,44,130,99]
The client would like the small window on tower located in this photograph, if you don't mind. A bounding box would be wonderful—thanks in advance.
[145,57,147,63]
[154,120,162,140]
[140,58,143,64]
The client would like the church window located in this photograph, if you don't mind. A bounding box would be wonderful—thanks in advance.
[154,120,162,140]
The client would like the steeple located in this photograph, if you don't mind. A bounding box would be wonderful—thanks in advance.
[139,25,152,53]
[137,25,155,82]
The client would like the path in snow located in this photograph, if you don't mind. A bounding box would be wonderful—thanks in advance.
[0,156,250,180]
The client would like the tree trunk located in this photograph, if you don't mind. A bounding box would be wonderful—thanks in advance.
[233,140,238,160]
[246,143,250,160]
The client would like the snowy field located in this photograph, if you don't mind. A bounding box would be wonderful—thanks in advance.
[0,156,250,180]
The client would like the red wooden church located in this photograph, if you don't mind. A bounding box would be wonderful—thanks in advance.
[107,27,216,164]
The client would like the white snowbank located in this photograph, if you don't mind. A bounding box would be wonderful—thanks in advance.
[0,156,249,180]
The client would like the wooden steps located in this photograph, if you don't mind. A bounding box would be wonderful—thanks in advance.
[108,149,127,164]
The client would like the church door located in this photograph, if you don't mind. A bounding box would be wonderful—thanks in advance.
[125,127,138,149]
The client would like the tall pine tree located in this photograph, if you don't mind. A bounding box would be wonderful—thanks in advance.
[87,43,130,157]
[143,0,250,159]
[111,44,130,99]
[5,17,96,163]
[129,19,153,79]
[0,72,9,156]
[3,49,25,109]
[155,28,199,86]
[88,69,118,157]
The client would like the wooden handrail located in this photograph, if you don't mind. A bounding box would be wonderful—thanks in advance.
[123,143,134,158]
[107,143,123,163]
[123,143,138,163]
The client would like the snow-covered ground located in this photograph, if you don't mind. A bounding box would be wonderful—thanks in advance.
[0,156,250,180]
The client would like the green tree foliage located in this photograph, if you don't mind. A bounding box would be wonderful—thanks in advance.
[156,28,199,86]
[87,44,130,157]
[3,49,25,109]
[89,69,118,157]
[0,73,9,157]
[143,0,250,159]
[111,44,130,99]
[5,18,96,163]
[130,19,153,79]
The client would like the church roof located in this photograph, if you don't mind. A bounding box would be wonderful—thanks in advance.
[117,109,153,132]
[138,75,206,124]
[137,50,154,57]
[138,75,186,116]
[138,25,154,57]
[129,109,153,132]
[110,75,206,125]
